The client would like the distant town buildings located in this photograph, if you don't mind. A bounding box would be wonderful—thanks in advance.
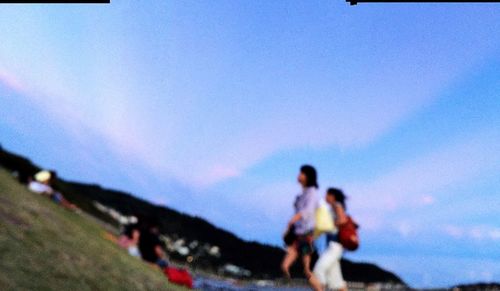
[93,201,225,263]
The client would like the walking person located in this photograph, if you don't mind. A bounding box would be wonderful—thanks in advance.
[313,188,348,291]
[281,165,323,291]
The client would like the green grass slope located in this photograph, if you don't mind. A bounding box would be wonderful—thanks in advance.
[0,169,185,291]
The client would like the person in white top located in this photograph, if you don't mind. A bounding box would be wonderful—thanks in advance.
[313,188,348,291]
[28,170,77,210]
[282,165,322,291]
[28,171,54,196]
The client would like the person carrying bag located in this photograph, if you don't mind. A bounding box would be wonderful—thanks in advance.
[281,165,323,291]
[313,188,356,291]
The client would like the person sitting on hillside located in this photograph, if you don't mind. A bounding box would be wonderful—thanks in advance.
[138,219,169,269]
[28,171,53,196]
[28,170,77,210]
[118,222,141,258]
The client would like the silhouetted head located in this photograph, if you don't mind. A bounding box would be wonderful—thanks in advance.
[298,165,318,188]
[138,215,160,233]
[326,187,346,210]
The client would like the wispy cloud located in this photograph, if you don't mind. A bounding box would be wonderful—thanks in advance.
[3,65,446,189]
[361,254,500,288]
[0,69,28,94]
[2,3,500,189]
[346,129,500,232]
[443,224,500,241]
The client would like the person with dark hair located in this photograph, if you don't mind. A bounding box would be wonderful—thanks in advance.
[138,219,169,269]
[313,188,348,291]
[281,165,322,291]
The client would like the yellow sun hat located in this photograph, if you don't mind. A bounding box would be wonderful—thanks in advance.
[34,170,51,183]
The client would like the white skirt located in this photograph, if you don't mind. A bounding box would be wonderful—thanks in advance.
[313,241,347,290]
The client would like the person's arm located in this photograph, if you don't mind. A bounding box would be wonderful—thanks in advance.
[334,203,348,226]
[131,229,140,244]
[287,212,302,229]
[154,235,167,259]
[41,187,54,197]
[154,245,165,259]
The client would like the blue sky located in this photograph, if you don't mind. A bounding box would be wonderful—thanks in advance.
[0,2,499,288]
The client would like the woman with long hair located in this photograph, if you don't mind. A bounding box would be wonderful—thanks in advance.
[281,165,322,291]
[313,188,348,291]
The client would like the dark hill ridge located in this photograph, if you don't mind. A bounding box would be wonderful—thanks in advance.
[0,144,405,284]
[452,283,500,291]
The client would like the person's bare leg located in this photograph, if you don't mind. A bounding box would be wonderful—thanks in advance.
[303,254,323,291]
[281,246,298,279]
[60,198,77,210]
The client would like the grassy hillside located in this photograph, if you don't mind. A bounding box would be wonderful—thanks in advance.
[0,169,185,291]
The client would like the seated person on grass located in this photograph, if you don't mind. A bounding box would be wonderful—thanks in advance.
[28,170,77,211]
[138,219,169,269]
[118,221,141,258]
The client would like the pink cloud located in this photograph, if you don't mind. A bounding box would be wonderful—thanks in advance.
[0,69,27,93]
[420,195,436,206]
[443,225,465,239]
[198,164,241,187]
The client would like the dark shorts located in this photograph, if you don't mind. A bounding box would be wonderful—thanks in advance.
[293,233,314,256]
